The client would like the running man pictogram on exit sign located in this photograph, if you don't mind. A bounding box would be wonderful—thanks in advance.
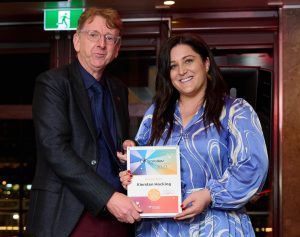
[44,9,84,31]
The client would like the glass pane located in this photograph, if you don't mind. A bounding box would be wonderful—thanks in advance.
[215,49,273,236]
[0,53,49,105]
[0,212,20,237]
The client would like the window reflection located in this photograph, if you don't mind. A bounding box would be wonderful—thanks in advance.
[0,182,31,236]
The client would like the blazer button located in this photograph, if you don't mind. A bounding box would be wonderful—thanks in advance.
[91,160,97,166]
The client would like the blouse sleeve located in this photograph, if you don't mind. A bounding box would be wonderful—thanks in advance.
[206,98,269,210]
[134,104,155,146]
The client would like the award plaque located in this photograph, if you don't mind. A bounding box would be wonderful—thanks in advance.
[127,146,181,218]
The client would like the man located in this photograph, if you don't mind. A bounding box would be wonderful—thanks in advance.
[26,7,141,237]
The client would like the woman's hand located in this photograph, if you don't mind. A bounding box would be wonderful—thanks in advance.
[174,188,211,220]
[119,170,133,190]
[117,140,135,189]
[117,139,136,163]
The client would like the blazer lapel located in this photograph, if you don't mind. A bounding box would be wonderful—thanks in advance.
[107,80,124,151]
[69,62,97,142]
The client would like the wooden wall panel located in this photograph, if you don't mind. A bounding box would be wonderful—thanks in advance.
[281,7,300,237]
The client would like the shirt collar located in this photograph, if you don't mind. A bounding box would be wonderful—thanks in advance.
[78,61,107,90]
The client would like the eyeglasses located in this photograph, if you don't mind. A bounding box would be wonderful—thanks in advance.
[79,30,121,45]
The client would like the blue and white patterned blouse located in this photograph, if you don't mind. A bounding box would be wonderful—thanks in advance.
[134,96,269,237]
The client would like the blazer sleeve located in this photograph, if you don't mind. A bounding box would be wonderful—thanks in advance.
[32,68,115,216]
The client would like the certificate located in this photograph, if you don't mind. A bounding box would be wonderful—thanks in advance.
[127,146,181,218]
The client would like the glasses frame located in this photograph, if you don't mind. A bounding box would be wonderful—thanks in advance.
[79,30,121,45]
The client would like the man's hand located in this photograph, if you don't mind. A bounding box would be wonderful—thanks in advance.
[106,192,142,223]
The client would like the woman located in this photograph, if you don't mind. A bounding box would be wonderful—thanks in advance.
[118,33,268,237]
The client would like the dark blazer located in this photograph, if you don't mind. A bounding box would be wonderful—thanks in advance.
[26,60,130,237]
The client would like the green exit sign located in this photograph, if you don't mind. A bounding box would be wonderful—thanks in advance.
[44,8,84,31]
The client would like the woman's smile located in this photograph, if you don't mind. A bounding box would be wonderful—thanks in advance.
[179,76,193,83]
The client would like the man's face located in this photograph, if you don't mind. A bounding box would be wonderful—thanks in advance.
[73,15,120,79]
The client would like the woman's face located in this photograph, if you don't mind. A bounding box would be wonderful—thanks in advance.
[169,44,210,99]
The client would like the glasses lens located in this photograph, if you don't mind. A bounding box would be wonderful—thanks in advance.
[105,35,115,44]
[81,31,119,45]
[87,31,100,41]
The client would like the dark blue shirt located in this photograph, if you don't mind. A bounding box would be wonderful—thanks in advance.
[78,62,123,192]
